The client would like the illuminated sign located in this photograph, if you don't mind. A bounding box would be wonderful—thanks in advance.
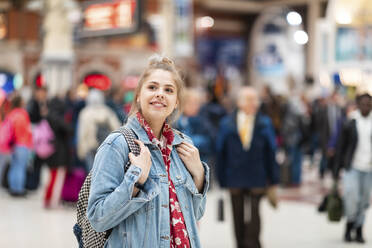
[0,13,6,39]
[84,73,111,90]
[78,0,141,38]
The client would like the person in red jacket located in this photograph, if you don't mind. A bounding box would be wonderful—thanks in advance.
[4,93,33,196]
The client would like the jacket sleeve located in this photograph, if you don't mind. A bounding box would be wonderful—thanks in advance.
[183,161,210,221]
[334,118,353,175]
[263,118,279,185]
[87,134,160,232]
[181,135,210,221]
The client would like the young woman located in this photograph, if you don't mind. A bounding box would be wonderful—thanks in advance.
[87,55,209,248]
[0,93,33,196]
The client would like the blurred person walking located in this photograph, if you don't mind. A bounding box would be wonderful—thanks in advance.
[105,86,127,124]
[336,93,372,243]
[77,89,120,172]
[0,93,33,196]
[174,88,214,164]
[199,83,228,137]
[87,55,209,247]
[281,94,309,186]
[26,86,49,190]
[319,92,344,178]
[44,96,72,208]
[216,86,279,248]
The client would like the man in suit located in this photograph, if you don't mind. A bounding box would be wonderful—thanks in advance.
[216,86,279,248]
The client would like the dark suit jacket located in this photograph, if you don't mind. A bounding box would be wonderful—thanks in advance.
[216,111,279,188]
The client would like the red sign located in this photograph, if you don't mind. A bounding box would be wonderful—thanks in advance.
[84,74,111,90]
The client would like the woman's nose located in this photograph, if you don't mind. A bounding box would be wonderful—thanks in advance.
[156,89,165,98]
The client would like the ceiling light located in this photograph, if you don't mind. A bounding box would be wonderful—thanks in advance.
[196,16,214,29]
[335,10,352,25]
[294,30,308,45]
[286,11,302,26]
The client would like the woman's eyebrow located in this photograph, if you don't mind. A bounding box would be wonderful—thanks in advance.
[147,81,175,88]
[164,83,176,88]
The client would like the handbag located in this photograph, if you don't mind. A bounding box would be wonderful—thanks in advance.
[326,182,343,222]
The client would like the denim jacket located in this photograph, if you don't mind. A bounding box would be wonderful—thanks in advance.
[87,117,210,248]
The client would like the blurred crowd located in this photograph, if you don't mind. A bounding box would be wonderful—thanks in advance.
[0,74,371,246]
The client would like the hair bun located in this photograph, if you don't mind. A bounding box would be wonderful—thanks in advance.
[148,54,174,66]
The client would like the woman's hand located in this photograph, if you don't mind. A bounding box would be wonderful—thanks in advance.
[176,142,205,192]
[129,140,152,185]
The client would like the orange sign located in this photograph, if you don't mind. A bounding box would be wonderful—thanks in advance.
[79,0,140,38]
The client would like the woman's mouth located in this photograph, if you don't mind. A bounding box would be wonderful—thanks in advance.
[150,101,166,107]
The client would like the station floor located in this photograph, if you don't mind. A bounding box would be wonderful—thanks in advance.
[1,163,371,248]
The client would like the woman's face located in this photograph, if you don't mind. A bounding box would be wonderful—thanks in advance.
[138,69,178,123]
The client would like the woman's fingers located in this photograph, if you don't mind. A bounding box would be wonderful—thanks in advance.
[128,152,135,160]
[179,142,194,149]
[134,139,150,154]
[177,142,198,157]
[176,146,191,157]
[134,139,145,150]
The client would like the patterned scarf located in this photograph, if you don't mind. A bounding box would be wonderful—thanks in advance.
[136,112,190,248]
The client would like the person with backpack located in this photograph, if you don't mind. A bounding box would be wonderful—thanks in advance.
[77,89,121,172]
[85,55,209,248]
[0,93,33,196]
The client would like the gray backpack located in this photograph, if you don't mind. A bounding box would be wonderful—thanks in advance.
[73,127,140,248]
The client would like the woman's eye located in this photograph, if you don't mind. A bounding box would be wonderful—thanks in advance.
[148,85,156,90]
[165,88,174,93]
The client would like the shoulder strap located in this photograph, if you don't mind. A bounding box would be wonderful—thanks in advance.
[112,127,140,172]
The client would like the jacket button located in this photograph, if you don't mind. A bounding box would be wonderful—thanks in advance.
[161,204,168,208]
[131,171,139,176]
[161,235,169,240]
[160,174,167,177]
[176,175,181,180]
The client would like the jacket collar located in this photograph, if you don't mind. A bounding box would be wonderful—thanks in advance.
[125,116,185,146]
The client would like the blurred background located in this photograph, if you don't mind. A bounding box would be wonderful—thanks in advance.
[0,0,372,247]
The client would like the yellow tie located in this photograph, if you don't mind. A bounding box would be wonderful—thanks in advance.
[239,117,250,148]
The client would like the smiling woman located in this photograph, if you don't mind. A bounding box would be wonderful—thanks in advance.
[86,54,210,248]
[136,70,179,136]
[129,54,185,125]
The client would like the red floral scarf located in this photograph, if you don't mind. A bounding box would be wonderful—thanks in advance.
[136,112,190,248]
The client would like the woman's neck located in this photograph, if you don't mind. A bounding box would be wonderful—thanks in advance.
[147,118,165,139]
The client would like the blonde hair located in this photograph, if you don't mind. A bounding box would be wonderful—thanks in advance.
[128,54,185,124]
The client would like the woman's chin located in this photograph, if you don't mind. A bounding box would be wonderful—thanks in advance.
[143,111,168,122]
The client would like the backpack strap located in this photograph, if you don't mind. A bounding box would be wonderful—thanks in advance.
[112,127,140,172]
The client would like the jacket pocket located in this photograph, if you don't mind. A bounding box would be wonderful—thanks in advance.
[172,173,187,186]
